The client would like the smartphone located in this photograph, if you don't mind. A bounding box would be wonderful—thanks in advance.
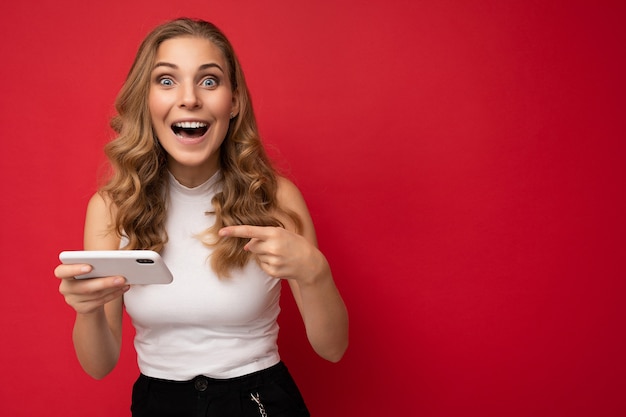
[59,250,173,285]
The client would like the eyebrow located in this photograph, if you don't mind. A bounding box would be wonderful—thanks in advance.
[152,62,225,73]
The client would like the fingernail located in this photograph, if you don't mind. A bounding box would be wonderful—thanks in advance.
[80,265,91,273]
[114,277,125,285]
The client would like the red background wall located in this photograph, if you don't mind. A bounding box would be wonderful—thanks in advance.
[1,1,624,416]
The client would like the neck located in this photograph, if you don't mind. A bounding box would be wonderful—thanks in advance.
[167,161,219,188]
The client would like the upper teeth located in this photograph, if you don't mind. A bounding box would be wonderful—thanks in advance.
[173,121,207,128]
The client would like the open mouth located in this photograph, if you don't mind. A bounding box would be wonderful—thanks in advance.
[171,121,209,138]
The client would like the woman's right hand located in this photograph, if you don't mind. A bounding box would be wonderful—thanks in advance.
[55,263,130,315]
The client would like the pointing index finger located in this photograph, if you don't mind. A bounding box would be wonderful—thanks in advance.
[219,225,270,240]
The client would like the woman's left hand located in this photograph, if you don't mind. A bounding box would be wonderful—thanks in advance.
[218,225,326,283]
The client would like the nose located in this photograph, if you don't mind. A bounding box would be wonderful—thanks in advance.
[178,84,201,109]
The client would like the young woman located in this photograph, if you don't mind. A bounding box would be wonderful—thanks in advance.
[55,18,348,417]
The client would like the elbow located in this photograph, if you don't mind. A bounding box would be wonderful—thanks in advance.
[326,351,345,363]
[309,316,349,363]
[77,356,118,381]
[322,345,348,363]
[316,338,349,363]
[84,365,115,381]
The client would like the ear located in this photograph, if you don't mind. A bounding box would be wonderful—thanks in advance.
[230,90,240,119]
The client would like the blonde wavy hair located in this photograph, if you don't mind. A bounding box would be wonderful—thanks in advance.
[102,18,300,277]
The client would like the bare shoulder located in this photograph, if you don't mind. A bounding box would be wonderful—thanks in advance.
[276,176,318,244]
[84,192,120,250]
[86,191,116,212]
[85,192,116,232]
[276,176,307,213]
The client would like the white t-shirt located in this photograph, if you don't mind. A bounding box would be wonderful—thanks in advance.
[124,172,281,381]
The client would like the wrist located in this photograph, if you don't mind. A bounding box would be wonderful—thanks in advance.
[75,305,106,319]
[298,249,331,287]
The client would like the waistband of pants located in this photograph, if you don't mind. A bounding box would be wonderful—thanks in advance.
[138,361,289,393]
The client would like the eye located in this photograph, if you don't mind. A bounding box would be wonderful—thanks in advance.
[158,77,174,86]
[201,77,218,88]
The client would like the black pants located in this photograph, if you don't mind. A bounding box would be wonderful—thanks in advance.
[131,362,310,417]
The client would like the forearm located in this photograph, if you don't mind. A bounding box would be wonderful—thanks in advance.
[295,259,349,362]
[72,308,121,379]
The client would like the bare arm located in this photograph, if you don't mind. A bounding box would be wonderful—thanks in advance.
[278,178,349,362]
[55,193,128,379]
[219,178,349,362]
